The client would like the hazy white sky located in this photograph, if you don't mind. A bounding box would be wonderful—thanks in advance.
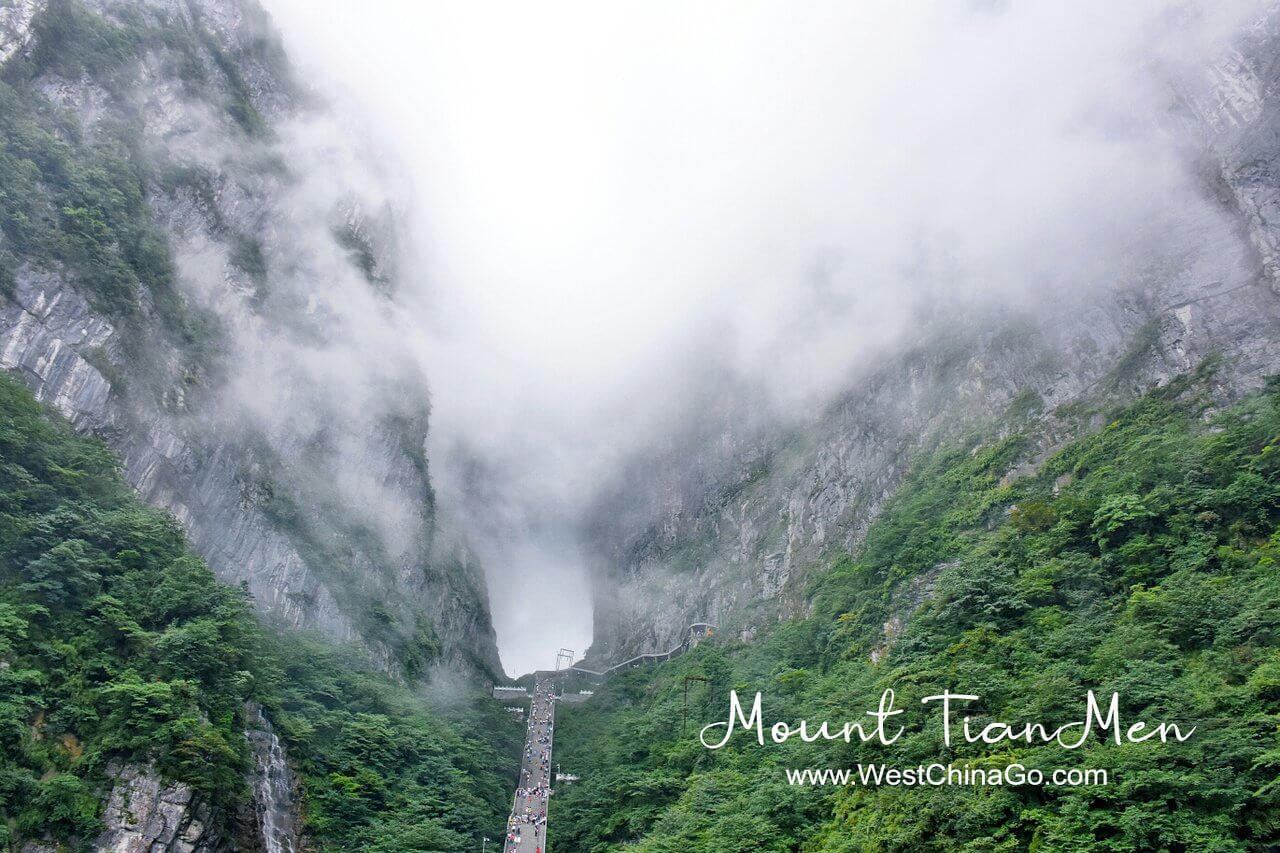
[264,0,1260,675]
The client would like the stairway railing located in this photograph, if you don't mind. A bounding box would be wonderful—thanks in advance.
[561,623,716,682]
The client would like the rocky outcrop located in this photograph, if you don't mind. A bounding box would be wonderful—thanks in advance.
[93,764,225,853]
[50,713,302,853]
[0,0,42,65]
[0,267,114,429]
[0,0,503,681]
[585,7,1280,663]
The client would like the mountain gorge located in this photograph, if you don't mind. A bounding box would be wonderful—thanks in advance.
[3,0,1280,851]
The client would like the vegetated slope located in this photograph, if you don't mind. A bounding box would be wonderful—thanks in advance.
[0,372,521,851]
[584,4,1280,665]
[553,370,1280,851]
[0,0,503,680]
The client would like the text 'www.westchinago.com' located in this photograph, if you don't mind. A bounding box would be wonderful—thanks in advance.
[786,764,1110,788]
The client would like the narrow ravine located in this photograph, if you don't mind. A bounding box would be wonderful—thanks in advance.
[505,678,555,851]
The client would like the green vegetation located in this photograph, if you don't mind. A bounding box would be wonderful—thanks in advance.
[182,0,269,136]
[0,0,299,392]
[0,3,520,848]
[0,372,519,851]
[553,375,1280,851]
[335,221,390,292]
[0,0,228,388]
[0,76,182,324]
[2,0,486,684]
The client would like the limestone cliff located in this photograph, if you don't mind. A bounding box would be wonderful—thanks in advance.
[584,8,1280,663]
[0,0,503,682]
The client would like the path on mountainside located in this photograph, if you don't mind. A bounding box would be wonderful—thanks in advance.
[504,677,554,852]
[565,623,716,681]
[496,627,716,850]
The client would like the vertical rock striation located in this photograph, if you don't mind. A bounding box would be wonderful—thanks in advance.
[93,764,225,853]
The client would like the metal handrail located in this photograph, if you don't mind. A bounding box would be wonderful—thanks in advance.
[562,623,716,681]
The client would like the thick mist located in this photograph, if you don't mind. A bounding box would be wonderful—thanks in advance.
[264,0,1264,676]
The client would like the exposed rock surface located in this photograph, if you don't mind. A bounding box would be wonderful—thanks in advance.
[93,764,225,853]
[0,0,503,682]
[585,7,1280,663]
[0,0,42,65]
[0,267,114,428]
[1,3,504,844]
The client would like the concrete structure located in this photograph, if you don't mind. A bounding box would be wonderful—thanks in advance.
[504,678,554,852]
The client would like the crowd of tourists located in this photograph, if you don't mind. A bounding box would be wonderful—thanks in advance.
[506,681,556,852]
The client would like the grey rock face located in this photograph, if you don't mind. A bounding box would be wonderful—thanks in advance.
[586,10,1280,663]
[1179,9,1280,294]
[93,764,225,853]
[0,267,114,428]
[0,0,503,680]
[0,0,42,65]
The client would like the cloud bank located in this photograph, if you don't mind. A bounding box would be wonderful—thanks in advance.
[263,0,1264,675]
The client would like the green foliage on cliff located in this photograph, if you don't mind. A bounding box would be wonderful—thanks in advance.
[0,0,481,684]
[0,76,176,322]
[553,376,1280,851]
[0,0,228,396]
[0,0,288,380]
[0,373,519,851]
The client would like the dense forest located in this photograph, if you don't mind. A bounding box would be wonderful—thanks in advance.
[552,371,1280,851]
[3,2,1279,851]
[0,373,520,851]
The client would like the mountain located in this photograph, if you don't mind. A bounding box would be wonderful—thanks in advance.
[0,0,524,849]
[0,0,502,682]
[547,9,1280,850]
[6,0,1280,850]
[553,375,1280,850]
[582,7,1280,666]
[0,370,520,851]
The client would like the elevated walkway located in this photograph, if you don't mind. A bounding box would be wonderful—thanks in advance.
[561,623,716,683]
[492,623,717,701]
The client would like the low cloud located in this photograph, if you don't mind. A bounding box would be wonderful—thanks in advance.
[263,0,1264,674]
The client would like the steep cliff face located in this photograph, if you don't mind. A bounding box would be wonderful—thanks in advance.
[0,0,503,680]
[585,10,1280,663]
[92,764,227,853]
